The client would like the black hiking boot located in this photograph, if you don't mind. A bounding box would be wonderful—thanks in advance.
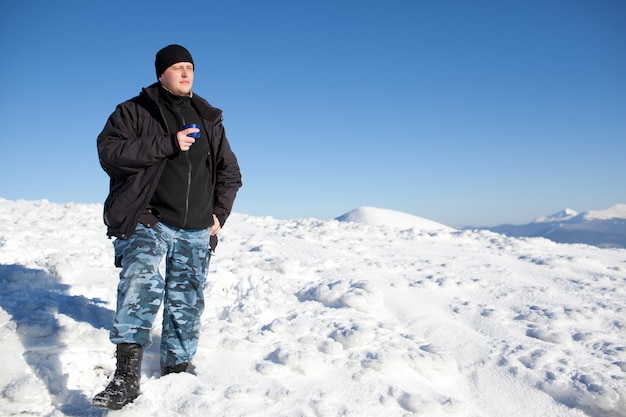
[162,362,189,376]
[93,343,143,410]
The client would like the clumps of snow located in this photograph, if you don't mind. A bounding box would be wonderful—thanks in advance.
[0,198,625,417]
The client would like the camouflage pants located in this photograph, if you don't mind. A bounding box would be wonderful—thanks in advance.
[110,222,211,368]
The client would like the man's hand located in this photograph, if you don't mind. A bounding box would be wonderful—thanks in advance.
[210,214,221,236]
[176,127,198,151]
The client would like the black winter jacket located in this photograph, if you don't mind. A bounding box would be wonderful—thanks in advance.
[97,83,242,239]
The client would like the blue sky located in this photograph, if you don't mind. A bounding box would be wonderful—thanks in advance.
[1,0,624,226]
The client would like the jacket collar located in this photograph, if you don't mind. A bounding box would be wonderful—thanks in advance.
[142,82,222,123]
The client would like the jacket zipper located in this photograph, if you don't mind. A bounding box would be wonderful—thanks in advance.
[183,155,191,227]
[177,106,192,228]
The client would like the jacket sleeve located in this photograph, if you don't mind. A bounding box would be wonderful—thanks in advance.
[97,100,178,178]
[211,119,242,227]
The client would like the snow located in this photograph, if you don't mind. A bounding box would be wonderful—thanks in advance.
[479,204,626,249]
[336,207,453,231]
[0,198,625,417]
[578,203,626,221]
[533,208,579,223]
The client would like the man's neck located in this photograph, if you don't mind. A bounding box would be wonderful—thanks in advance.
[160,84,193,98]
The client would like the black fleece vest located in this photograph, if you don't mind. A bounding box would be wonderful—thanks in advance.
[148,86,213,229]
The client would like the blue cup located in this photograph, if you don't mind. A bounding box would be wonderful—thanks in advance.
[184,124,201,138]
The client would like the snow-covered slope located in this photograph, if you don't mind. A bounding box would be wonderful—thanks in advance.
[336,206,453,231]
[476,204,626,248]
[0,199,625,417]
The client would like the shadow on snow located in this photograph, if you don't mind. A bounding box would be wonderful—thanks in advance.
[0,264,114,416]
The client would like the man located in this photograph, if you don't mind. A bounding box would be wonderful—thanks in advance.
[93,44,242,410]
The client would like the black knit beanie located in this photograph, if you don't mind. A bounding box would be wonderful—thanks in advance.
[155,44,194,78]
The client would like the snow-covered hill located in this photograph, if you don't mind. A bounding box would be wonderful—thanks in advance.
[336,206,453,231]
[0,199,625,417]
[474,204,626,248]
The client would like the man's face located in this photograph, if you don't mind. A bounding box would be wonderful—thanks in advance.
[159,62,194,96]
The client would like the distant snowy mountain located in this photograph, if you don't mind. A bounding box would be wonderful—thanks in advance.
[532,208,579,223]
[474,204,626,248]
